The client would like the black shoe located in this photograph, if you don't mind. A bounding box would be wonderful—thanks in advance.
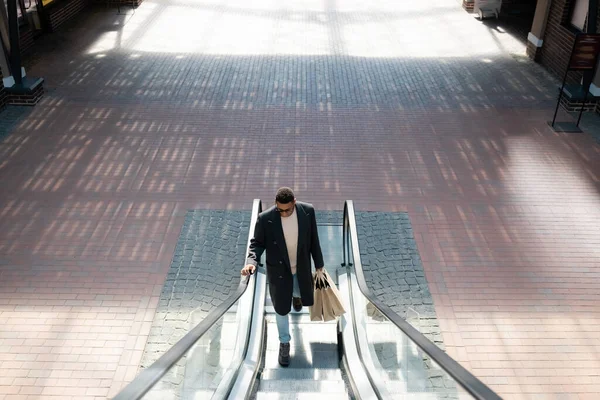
[278,342,290,367]
[293,297,302,312]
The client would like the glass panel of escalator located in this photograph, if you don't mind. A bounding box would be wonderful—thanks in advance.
[140,298,246,399]
[352,285,475,399]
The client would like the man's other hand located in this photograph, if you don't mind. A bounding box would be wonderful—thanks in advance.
[241,264,256,276]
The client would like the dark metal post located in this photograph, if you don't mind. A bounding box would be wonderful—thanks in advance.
[7,0,22,86]
[551,67,570,127]
[576,84,590,126]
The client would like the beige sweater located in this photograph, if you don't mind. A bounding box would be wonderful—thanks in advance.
[281,208,299,275]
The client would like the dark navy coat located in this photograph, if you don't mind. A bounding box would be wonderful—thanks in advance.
[246,201,324,315]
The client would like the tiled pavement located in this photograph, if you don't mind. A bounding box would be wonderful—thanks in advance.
[1,0,600,398]
[139,210,251,369]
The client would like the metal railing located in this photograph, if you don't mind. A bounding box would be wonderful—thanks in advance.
[342,200,502,400]
[113,199,263,400]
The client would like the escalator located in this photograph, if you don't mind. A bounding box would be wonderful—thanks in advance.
[252,300,346,399]
[113,200,501,400]
[244,222,349,400]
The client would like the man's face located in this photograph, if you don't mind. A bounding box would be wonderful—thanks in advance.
[276,200,296,218]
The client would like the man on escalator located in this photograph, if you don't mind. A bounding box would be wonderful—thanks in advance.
[241,187,325,367]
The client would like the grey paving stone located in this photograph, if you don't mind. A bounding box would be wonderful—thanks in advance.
[355,212,441,343]
[140,209,251,370]
[354,211,460,397]
[313,211,455,395]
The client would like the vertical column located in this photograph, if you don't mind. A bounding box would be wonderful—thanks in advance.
[586,0,599,106]
[1,0,44,105]
[0,2,9,111]
[7,0,22,86]
[0,0,11,80]
[527,0,552,61]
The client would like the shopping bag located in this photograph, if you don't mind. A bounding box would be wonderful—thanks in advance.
[322,277,336,322]
[321,269,346,319]
[310,270,325,321]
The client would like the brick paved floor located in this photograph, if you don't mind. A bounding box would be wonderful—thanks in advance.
[1,0,600,398]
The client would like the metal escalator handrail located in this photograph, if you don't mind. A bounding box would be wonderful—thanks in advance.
[342,200,502,400]
[113,199,263,400]
[113,275,252,400]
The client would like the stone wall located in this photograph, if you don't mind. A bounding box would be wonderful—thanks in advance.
[44,0,89,32]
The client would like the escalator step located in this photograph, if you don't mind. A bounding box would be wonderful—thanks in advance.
[258,379,347,393]
[261,367,343,380]
[262,350,340,369]
[255,393,349,400]
[264,305,310,315]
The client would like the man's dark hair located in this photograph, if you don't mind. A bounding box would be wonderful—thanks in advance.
[276,187,295,204]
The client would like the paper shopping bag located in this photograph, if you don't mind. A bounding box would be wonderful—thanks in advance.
[322,269,346,318]
[310,270,325,321]
[322,281,336,322]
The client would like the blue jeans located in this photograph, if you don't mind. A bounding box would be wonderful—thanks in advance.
[275,274,300,344]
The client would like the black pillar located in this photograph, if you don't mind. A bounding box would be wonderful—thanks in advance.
[6,0,22,86]
[588,0,597,33]
[583,0,598,88]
